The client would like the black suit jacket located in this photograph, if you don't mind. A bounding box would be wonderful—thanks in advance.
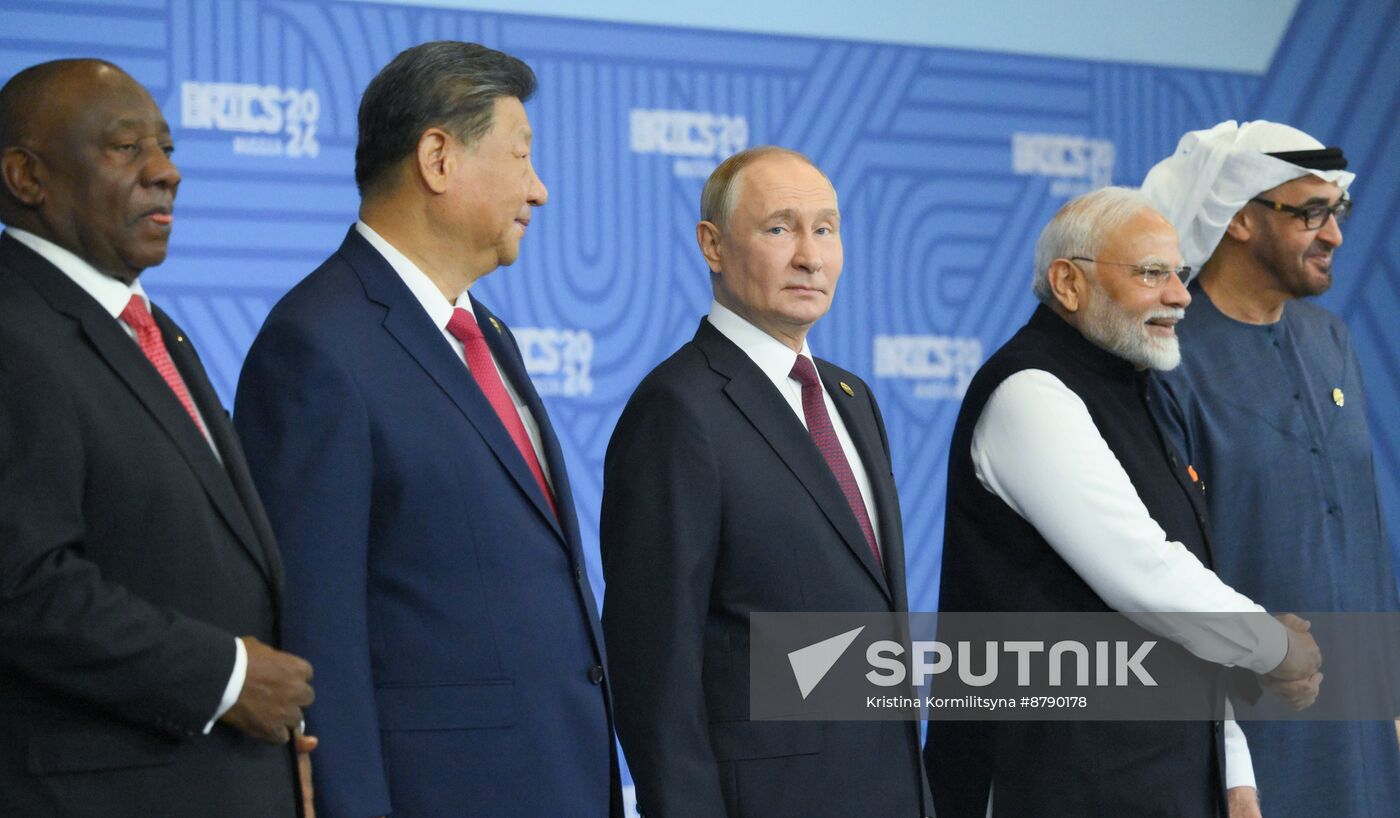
[0,234,297,817]
[601,319,931,818]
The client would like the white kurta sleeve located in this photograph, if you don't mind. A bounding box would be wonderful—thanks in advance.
[970,368,1287,674]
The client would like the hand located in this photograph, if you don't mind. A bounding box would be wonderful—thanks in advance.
[1260,671,1322,710]
[1228,786,1262,818]
[1266,614,1320,682]
[218,636,314,744]
[294,727,318,818]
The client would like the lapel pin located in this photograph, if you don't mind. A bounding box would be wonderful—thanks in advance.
[175,335,184,343]
[489,316,503,334]
[1332,387,1344,407]
[840,382,854,397]
[1187,465,1199,482]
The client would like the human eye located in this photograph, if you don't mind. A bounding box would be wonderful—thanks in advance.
[1139,266,1172,285]
[1301,204,1331,227]
[766,225,787,235]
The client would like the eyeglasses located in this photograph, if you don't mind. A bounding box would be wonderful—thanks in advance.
[1250,196,1352,230]
[1069,257,1191,288]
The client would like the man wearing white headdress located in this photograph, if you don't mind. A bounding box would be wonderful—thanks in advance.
[1143,120,1400,818]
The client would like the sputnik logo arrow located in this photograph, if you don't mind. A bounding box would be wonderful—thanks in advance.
[787,626,865,699]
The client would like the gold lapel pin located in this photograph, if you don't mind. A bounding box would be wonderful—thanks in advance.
[1332,387,1345,407]
[839,382,855,397]
[175,335,184,343]
[489,316,503,334]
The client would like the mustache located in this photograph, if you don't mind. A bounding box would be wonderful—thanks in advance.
[1144,308,1185,322]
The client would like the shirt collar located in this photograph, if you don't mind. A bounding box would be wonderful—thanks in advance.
[706,299,815,386]
[354,220,476,327]
[5,227,148,318]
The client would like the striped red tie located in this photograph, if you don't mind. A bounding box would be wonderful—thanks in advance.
[118,295,208,440]
[446,308,558,520]
[789,354,881,569]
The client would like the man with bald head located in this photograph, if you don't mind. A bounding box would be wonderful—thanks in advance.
[927,187,1322,817]
[0,59,312,815]
[1143,121,1400,816]
[601,146,932,817]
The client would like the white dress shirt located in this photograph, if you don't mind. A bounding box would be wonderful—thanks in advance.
[354,221,553,491]
[3,227,245,735]
[706,299,881,555]
[971,367,1289,790]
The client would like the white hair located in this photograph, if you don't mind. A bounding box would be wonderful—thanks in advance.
[1031,186,1161,306]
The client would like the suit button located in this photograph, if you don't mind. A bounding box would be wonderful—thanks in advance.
[588,665,605,685]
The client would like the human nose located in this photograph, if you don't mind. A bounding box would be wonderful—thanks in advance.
[1316,210,1343,247]
[528,162,548,207]
[792,230,823,274]
[1162,269,1191,309]
[142,143,180,191]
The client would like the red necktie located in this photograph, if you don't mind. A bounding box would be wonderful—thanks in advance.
[118,295,209,440]
[789,355,882,569]
[446,308,558,520]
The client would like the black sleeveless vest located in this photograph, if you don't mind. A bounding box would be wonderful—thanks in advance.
[928,305,1226,818]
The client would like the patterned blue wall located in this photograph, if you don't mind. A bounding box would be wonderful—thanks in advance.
[3,0,1397,807]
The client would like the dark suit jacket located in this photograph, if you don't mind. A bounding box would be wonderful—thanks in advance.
[0,233,297,816]
[234,227,619,818]
[601,319,932,818]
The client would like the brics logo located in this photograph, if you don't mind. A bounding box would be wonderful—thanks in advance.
[873,335,982,400]
[1011,132,1115,197]
[629,109,749,178]
[180,81,321,159]
[517,328,594,398]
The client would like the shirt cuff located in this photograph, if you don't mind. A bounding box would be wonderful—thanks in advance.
[1223,716,1257,790]
[1243,616,1290,676]
[204,636,247,734]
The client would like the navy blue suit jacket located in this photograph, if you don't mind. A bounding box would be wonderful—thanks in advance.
[235,228,618,818]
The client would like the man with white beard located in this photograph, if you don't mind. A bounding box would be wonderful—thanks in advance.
[926,186,1322,818]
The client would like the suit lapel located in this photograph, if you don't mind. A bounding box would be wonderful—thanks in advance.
[156,307,283,594]
[3,239,276,585]
[819,363,907,611]
[696,322,892,602]
[471,297,582,553]
[341,231,566,544]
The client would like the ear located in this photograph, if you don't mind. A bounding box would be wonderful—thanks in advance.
[415,128,453,195]
[1223,206,1252,243]
[696,220,723,274]
[1047,258,1084,312]
[1,147,44,207]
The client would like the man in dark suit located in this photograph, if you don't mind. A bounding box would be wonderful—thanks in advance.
[0,59,314,816]
[601,146,932,818]
[234,42,618,818]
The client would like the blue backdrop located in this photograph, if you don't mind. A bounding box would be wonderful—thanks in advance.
[4,0,1397,810]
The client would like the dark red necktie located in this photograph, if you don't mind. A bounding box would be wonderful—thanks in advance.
[789,355,881,569]
[118,295,209,441]
[446,308,557,520]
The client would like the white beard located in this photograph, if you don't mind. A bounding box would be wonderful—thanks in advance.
[1081,289,1184,371]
